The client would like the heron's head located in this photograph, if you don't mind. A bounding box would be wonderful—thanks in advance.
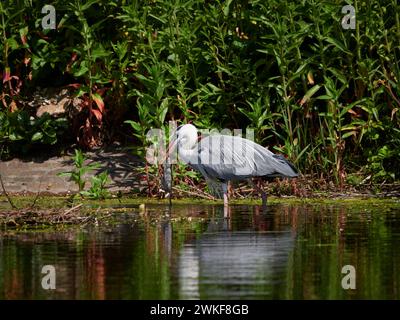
[176,124,198,149]
[164,124,198,163]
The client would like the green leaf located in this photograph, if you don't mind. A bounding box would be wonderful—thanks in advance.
[148,14,167,24]
[158,98,169,124]
[325,37,351,54]
[125,120,142,133]
[81,0,100,11]
[31,132,43,142]
[288,62,309,85]
[6,37,19,50]
[207,83,221,92]
[57,172,72,178]
[342,131,357,139]
[300,85,321,106]
[91,45,110,60]
[9,133,22,141]
[223,0,234,16]
[73,64,89,77]
[328,67,347,85]
[317,95,333,100]
[339,99,366,117]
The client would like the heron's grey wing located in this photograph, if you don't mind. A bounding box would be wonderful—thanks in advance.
[240,136,298,177]
[194,135,247,181]
[195,135,297,180]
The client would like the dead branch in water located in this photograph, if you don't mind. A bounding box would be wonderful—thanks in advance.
[63,203,83,215]
[172,186,216,200]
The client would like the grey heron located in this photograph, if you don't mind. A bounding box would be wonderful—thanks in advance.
[168,124,298,206]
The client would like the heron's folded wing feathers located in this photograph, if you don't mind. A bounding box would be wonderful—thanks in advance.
[194,135,297,180]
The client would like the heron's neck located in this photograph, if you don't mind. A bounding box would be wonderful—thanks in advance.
[178,145,197,164]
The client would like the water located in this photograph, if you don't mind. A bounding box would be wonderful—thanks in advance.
[1,202,400,299]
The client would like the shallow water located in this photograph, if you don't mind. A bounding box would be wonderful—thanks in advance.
[1,201,400,299]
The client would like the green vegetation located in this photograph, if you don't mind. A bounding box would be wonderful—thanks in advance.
[58,149,110,199]
[2,194,400,212]
[0,110,68,157]
[1,0,400,186]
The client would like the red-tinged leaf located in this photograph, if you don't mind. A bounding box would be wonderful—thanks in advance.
[10,101,18,112]
[3,68,11,83]
[38,32,51,41]
[92,93,105,113]
[24,56,31,66]
[66,83,81,89]
[92,109,103,122]
[21,35,27,45]
[71,52,78,62]
[96,87,108,95]
[66,53,78,73]
[19,27,28,45]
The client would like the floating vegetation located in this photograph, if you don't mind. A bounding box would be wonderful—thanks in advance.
[0,204,114,229]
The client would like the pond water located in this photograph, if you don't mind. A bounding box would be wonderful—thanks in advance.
[1,201,400,299]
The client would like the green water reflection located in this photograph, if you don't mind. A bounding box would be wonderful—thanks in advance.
[1,202,400,299]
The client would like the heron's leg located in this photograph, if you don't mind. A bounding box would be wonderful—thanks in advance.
[222,183,230,218]
[227,181,233,198]
[223,193,228,206]
[251,178,267,207]
[260,184,267,208]
[222,182,229,207]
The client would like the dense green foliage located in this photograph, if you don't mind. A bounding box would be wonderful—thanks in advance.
[0,110,68,156]
[1,0,399,184]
